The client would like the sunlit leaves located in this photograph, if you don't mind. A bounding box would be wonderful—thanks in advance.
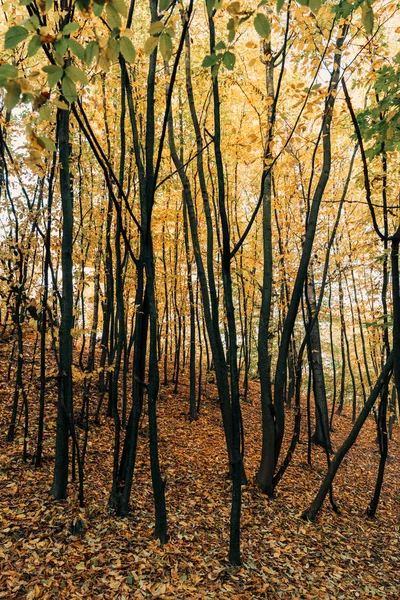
[27,34,42,56]
[254,13,270,38]
[227,1,241,14]
[61,75,77,104]
[309,0,321,14]
[40,0,53,14]
[93,1,105,17]
[356,56,400,158]
[63,22,81,35]
[85,41,99,67]
[22,14,40,32]
[38,103,51,122]
[227,18,236,43]
[159,33,172,61]
[149,21,164,35]
[337,0,353,18]
[67,39,85,61]
[42,65,63,88]
[202,48,236,73]
[111,0,127,17]
[222,51,236,70]
[4,81,21,111]
[144,19,169,57]
[202,54,220,68]
[0,64,18,80]
[38,135,57,152]
[362,2,374,35]
[276,0,285,12]
[65,64,88,85]
[159,0,172,11]
[120,36,136,63]
[106,4,122,29]
[144,36,158,56]
[54,37,68,62]
[4,25,29,50]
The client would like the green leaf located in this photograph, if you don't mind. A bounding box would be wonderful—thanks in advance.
[106,4,121,29]
[149,21,164,35]
[4,26,29,50]
[38,135,57,152]
[362,5,374,35]
[93,1,104,16]
[222,51,236,70]
[62,75,77,104]
[110,0,127,16]
[43,65,64,88]
[107,38,120,60]
[254,13,270,38]
[39,104,51,122]
[276,0,285,11]
[22,92,34,103]
[85,41,99,67]
[202,53,220,68]
[0,64,18,79]
[214,41,226,51]
[144,36,158,56]
[27,34,42,56]
[22,14,40,31]
[63,22,81,35]
[66,65,88,85]
[340,0,353,18]
[206,0,215,16]
[159,33,172,61]
[76,0,91,10]
[126,574,133,585]
[159,0,171,11]
[68,39,86,61]
[4,81,21,111]
[120,36,136,63]
[309,0,321,14]
[54,37,68,61]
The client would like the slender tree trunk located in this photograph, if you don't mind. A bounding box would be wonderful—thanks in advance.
[50,106,74,500]
[273,25,348,467]
[302,351,393,521]
[305,266,331,450]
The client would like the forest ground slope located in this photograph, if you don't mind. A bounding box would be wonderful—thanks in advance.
[0,350,399,599]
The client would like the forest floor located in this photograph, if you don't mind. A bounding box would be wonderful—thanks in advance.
[0,349,399,599]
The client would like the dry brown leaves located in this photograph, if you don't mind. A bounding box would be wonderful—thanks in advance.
[0,359,399,599]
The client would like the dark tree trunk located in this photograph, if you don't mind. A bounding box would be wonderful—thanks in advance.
[305,267,331,450]
[302,351,393,521]
[50,106,74,500]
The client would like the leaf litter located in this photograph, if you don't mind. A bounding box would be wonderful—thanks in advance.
[0,365,398,599]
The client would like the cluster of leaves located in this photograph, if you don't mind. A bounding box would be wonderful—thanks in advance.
[144,12,178,62]
[1,0,137,111]
[356,53,400,159]
[201,1,272,74]
[201,0,377,75]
